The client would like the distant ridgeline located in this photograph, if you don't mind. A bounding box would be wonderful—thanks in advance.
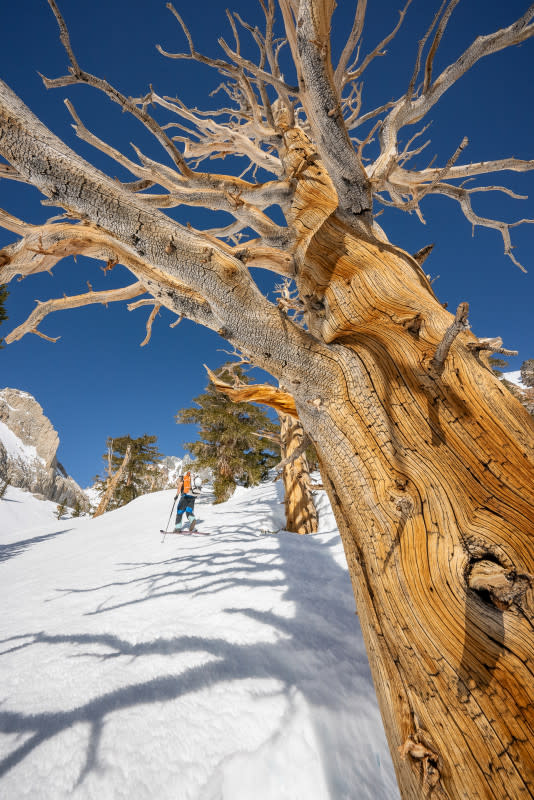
[0,387,89,509]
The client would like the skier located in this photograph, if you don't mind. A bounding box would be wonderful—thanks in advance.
[174,470,202,532]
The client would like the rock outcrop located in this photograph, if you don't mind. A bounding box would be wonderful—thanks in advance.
[0,388,90,509]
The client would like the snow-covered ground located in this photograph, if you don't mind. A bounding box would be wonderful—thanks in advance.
[502,369,523,387]
[0,421,43,466]
[0,482,399,800]
[0,486,65,533]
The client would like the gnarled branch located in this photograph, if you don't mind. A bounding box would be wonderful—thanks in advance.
[205,366,298,417]
[6,281,146,344]
[44,0,192,175]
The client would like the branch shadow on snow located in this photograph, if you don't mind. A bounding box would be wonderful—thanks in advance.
[0,529,73,563]
[0,532,398,799]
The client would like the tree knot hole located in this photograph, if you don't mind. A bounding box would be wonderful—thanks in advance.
[404,313,423,337]
[466,555,533,612]
[399,734,447,799]
[393,495,414,518]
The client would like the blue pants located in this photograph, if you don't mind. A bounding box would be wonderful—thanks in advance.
[175,494,196,530]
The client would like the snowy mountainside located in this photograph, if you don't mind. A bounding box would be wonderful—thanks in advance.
[502,370,534,415]
[0,485,67,534]
[0,480,399,800]
[0,387,89,509]
[85,454,196,510]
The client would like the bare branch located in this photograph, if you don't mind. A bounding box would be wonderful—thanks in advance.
[140,304,161,347]
[407,0,447,100]
[158,2,297,130]
[127,297,162,345]
[44,0,193,176]
[5,281,146,344]
[432,182,534,272]
[137,187,292,247]
[371,5,534,189]
[431,301,470,371]
[64,99,148,182]
[422,0,461,94]
[392,157,534,185]
[150,91,282,174]
[127,298,154,311]
[399,135,469,212]
[0,163,27,183]
[344,0,412,89]
[375,148,534,270]
[334,0,367,90]
[466,337,518,357]
[412,244,434,266]
[347,99,398,131]
[205,366,298,417]
[217,36,299,97]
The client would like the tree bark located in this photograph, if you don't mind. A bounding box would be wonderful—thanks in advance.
[278,412,318,534]
[93,443,132,517]
[206,370,317,533]
[1,75,534,799]
[289,219,534,799]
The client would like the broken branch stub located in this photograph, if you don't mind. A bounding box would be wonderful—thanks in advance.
[431,301,469,371]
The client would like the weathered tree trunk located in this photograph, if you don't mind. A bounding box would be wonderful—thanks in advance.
[93,443,132,517]
[1,76,534,798]
[290,219,534,799]
[206,368,318,533]
[278,411,318,534]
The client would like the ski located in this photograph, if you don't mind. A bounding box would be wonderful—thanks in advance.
[159,529,210,536]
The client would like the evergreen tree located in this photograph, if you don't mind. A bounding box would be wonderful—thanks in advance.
[71,500,82,517]
[521,359,534,388]
[176,365,280,503]
[55,500,67,519]
[0,284,8,348]
[488,355,509,377]
[94,434,163,510]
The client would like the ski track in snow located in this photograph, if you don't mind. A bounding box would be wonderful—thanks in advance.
[0,483,399,800]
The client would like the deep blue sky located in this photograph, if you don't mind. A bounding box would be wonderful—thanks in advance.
[1,0,533,487]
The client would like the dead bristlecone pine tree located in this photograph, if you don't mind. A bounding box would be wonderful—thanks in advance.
[207,365,318,533]
[1,2,534,797]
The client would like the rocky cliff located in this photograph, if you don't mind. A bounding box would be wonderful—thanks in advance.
[0,388,90,509]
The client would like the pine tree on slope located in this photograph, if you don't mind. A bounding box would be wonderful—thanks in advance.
[94,434,163,511]
[521,359,534,387]
[176,365,280,503]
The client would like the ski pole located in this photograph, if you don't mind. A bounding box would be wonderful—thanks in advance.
[161,497,177,543]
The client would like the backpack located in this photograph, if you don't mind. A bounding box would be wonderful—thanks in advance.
[182,472,192,493]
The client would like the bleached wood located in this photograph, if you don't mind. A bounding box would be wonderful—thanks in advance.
[1,3,534,797]
[93,442,133,518]
[5,282,146,344]
[139,304,161,347]
[277,411,318,534]
[340,0,412,89]
[205,367,298,416]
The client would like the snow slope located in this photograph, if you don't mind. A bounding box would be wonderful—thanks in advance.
[0,485,64,533]
[0,482,399,800]
[502,370,523,388]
